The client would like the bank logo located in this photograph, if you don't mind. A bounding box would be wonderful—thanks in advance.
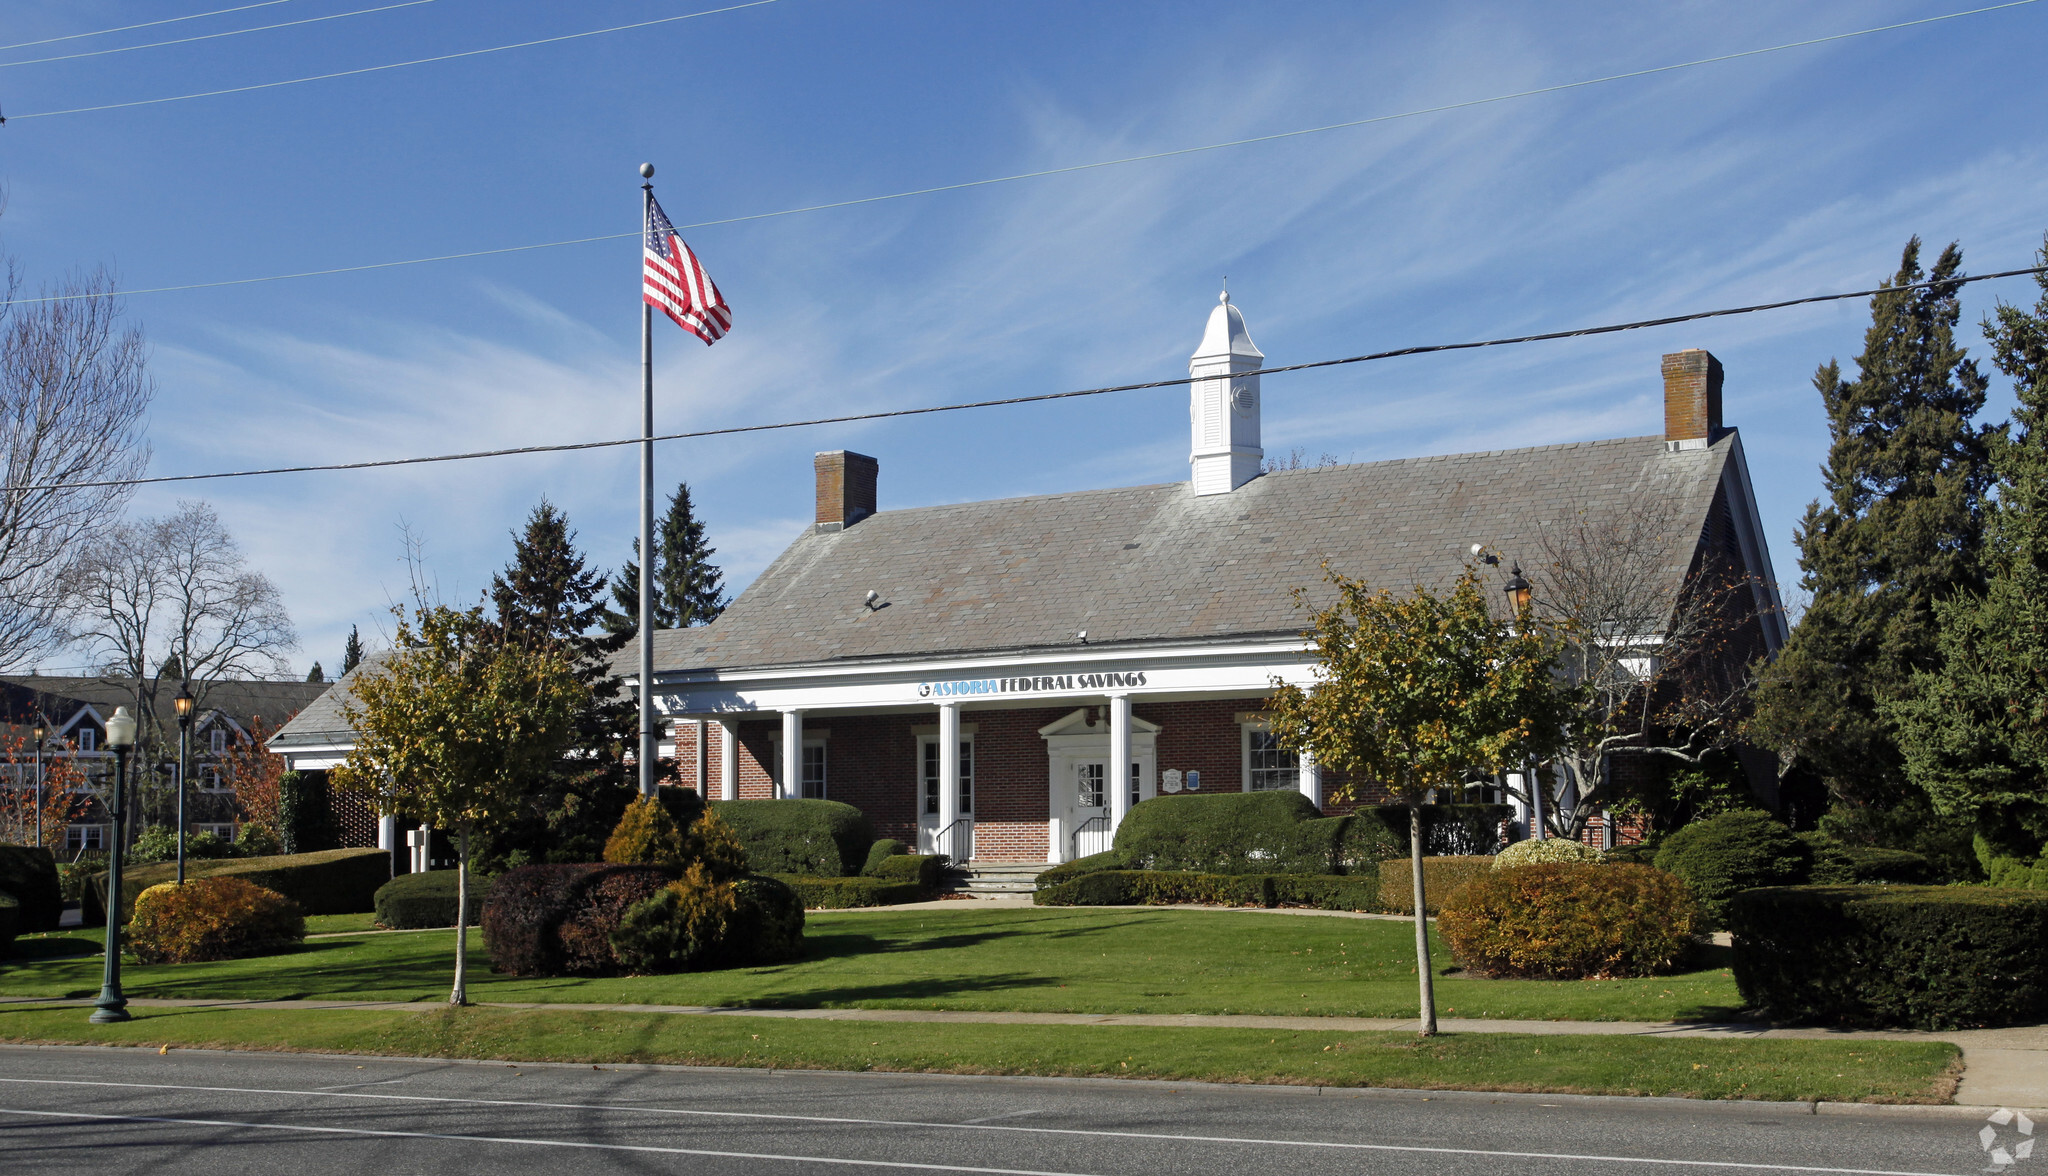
[1982,1108,2036,1168]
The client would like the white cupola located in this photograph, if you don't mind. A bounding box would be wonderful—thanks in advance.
[1188,289,1264,495]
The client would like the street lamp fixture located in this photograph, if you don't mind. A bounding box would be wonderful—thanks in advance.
[92,705,137,1024]
[174,683,194,885]
[1503,565,1533,613]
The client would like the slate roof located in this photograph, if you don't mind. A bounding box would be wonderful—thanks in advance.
[267,656,383,750]
[0,675,332,737]
[634,433,1737,676]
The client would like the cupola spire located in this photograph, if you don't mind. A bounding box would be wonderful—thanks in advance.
[1188,289,1264,494]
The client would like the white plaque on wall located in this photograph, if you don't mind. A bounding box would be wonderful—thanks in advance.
[1161,769,1183,794]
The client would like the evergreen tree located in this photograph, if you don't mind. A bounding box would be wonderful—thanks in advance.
[1751,238,1994,810]
[480,499,634,867]
[306,662,325,683]
[604,482,727,638]
[340,626,363,676]
[1888,237,2048,856]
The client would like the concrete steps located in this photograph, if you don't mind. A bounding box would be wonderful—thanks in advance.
[949,862,1050,896]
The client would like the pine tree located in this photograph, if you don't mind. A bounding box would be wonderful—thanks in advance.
[1888,237,2048,857]
[480,499,634,867]
[1751,238,1994,810]
[340,626,363,676]
[604,482,727,638]
[306,662,325,683]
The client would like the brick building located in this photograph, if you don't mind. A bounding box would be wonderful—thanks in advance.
[634,294,1788,864]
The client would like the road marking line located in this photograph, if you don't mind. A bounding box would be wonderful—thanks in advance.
[0,1077,1969,1176]
[0,1107,1106,1175]
[963,1109,1046,1124]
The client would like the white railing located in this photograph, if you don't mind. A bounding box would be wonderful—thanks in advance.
[1072,815,1111,859]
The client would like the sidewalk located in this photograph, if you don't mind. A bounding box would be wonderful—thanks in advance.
[6,993,2041,1108]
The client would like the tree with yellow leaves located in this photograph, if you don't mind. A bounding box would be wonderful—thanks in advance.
[1267,565,1573,1035]
[333,604,588,1005]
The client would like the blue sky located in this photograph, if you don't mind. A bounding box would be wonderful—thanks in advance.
[4,0,2046,675]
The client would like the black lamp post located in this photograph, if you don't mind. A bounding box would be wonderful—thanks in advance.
[174,684,194,886]
[31,715,46,851]
[92,705,137,1025]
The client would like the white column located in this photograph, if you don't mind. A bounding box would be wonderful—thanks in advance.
[717,720,738,801]
[779,709,803,799]
[936,702,960,858]
[1298,748,1322,809]
[1107,694,1132,831]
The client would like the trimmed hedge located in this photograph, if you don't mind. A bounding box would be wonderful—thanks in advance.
[861,839,909,876]
[1033,869,1382,911]
[863,853,944,892]
[1109,791,1403,876]
[0,845,62,933]
[374,870,493,929]
[724,875,806,964]
[773,874,927,909]
[1728,885,2048,1029]
[87,848,390,924]
[1439,863,1699,979]
[1376,856,1497,916]
[1034,852,1123,889]
[1493,838,1602,870]
[1654,811,1810,928]
[0,891,17,955]
[710,799,874,876]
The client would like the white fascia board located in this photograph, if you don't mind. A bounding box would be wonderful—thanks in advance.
[282,752,348,771]
[656,638,1319,717]
[1719,433,1790,650]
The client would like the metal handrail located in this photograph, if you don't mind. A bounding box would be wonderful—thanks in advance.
[934,817,974,863]
[1071,814,1110,859]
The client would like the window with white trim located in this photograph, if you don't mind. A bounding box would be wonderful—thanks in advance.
[66,824,107,851]
[920,737,974,815]
[200,765,227,792]
[197,823,237,840]
[210,727,228,754]
[1242,724,1299,792]
[76,728,95,753]
[800,743,827,799]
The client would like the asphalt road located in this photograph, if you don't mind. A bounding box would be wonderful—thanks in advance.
[0,1045,2019,1176]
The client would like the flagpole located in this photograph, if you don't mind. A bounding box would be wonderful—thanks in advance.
[638,163,658,799]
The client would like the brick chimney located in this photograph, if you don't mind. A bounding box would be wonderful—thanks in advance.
[1661,349,1723,450]
[814,450,878,531]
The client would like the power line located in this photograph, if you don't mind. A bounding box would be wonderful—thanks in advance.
[3,0,2036,305]
[0,1,437,70]
[10,264,2044,494]
[0,1,296,52]
[5,0,783,121]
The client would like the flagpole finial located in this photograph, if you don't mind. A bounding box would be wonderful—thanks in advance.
[639,162,655,179]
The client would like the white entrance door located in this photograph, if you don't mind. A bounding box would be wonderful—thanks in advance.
[1072,760,1113,858]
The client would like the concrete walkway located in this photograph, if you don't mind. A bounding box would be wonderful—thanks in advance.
[6,994,2042,1109]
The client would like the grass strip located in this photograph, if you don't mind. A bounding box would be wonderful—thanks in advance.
[0,1003,1957,1104]
[0,908,1747,1022]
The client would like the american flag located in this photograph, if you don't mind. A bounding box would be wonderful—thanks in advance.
[643,195,730,344]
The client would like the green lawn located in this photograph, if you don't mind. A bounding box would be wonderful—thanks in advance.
[1,907,1745,1021]
[0,1003,1957,1103]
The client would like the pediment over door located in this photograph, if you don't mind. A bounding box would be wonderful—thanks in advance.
[1037,707,1161,739]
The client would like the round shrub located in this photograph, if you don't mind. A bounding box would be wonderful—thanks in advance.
[606,798,749,879]
[1493,838,1602,870]
[0,891,19,955]
[374,869,493,929]
[861,839,909,876]
[0,845,63,933]
[610,863,738,973]
[1439,862,1700,979]
[484,863,671,977]
[128,877,304,964]
[1653,810,1810,928]
[710,799,873,876]
[722,874,805,964]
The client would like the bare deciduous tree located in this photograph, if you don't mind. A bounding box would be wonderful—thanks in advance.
[0,263,153,670]
[62,501,297,824]
[1506,487,1770,840]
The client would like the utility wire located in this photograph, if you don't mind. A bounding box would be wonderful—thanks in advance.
[0,1,296,52]
[0,1,438,70]
[9,264,2044,494]
[5,0,782,120]
[2,0,2036,304]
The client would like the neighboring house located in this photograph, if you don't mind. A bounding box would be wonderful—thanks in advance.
[0,676,331,854]
[273,295,1786,867]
